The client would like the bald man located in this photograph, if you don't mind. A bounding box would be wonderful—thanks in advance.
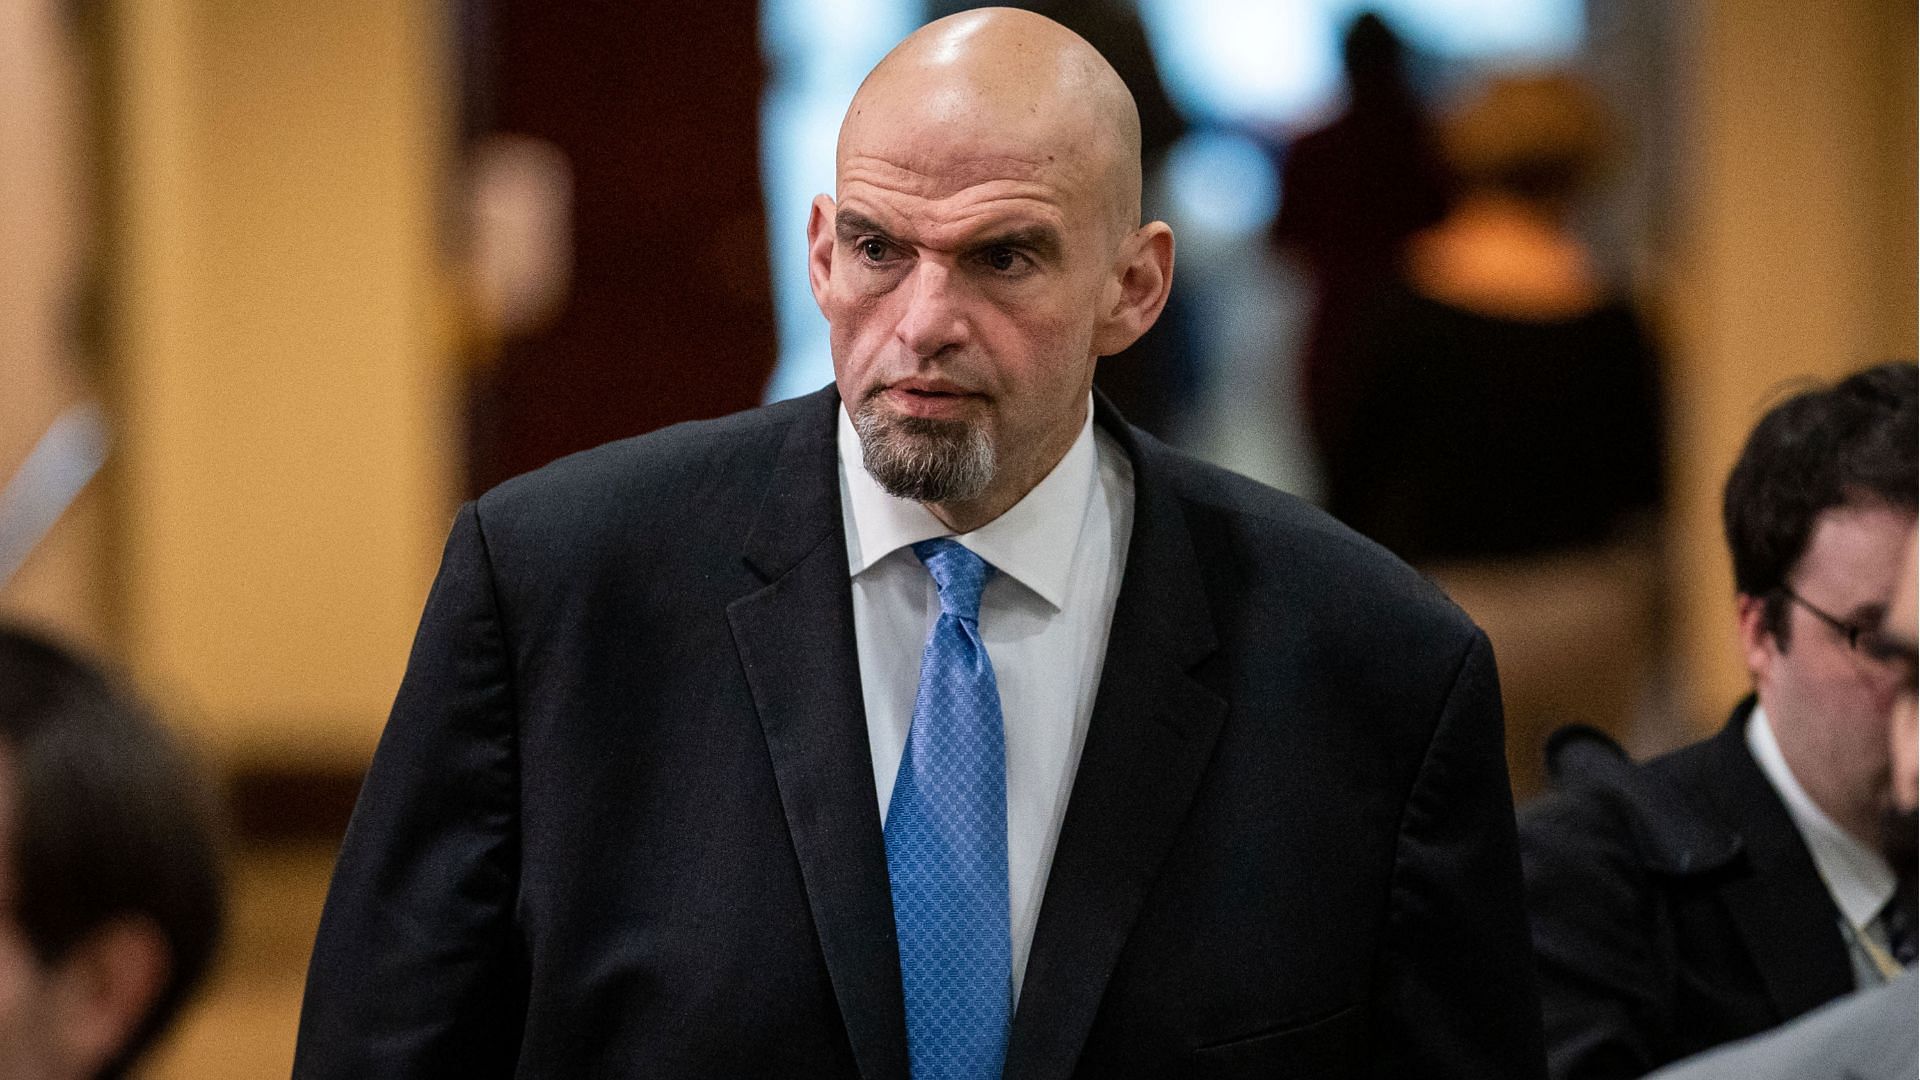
[294,11,1544,1078]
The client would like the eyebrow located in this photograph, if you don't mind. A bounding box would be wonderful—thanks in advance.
[835,211,896,244]
[834,211,1064,262]
[969,225,1063,263]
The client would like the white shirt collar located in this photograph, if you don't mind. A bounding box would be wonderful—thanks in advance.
[1747,703,1899,931]
[836,397,1099,611]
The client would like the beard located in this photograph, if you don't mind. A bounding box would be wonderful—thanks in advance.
[852,393,996,505]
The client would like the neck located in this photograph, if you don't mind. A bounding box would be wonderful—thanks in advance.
[926,499,1003,535]
[1763,699,1886,850]
[1823,789,1886,854]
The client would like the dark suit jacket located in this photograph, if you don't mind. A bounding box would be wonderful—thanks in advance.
[1520,700,1857,1080]
[293,387,1545,1079]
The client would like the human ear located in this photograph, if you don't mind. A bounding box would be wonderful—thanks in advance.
[1736,593,1776,687]
[48,917,170,1076]
[806,194,839,313]
[1091,221,1174,358]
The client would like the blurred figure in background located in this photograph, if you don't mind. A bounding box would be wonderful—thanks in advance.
[0,626,227,1079]
[452,133,574,362]
[1521,363,1915,1080]
[1269,9,1450,463]
[1325,71,1666,798]
[460,0,780,494]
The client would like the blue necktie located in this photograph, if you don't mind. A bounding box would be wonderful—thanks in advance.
[885,538,1012,1080]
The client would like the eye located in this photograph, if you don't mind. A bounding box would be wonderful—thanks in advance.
[857,238,891,263]
[980,245,1030,275]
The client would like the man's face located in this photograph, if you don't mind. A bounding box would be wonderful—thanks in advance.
[808,107,1123,516]
[1742,503,1918,845]
[1880,529,1918,820]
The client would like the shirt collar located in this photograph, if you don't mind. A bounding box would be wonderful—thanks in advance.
[1747,703,1899,931]
[836,397,1099,611]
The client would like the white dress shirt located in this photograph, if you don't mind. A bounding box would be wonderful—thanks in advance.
[837,398,1134,1000]
[1747,704,1902,986]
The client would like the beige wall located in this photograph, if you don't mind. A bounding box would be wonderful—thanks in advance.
[1667,0,1919,731]
[111,0,456,767]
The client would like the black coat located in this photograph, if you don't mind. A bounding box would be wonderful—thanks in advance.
[293,386,1545,1079]
[1520,700,1857,1080]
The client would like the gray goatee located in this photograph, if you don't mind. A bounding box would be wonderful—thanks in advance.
[852,396,995,504]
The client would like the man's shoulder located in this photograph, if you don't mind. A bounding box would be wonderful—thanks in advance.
[1520,713,1750,879]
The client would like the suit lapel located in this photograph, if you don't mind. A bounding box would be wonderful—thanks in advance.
[1005,410,1228,1080]
[1704,702,1858,1021]
[725,388,909,1080]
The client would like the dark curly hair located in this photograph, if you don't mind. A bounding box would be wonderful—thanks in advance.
[1723,361,1918,645]
[0,626,226,1079]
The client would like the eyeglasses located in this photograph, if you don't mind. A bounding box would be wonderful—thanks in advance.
[1779,587,1882,652]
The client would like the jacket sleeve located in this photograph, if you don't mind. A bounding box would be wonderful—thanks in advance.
[1519,782,1670,1080]
[293,502,527,1077]
[1372,629,1549,1080]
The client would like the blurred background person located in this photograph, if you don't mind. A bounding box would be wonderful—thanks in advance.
[458,0,780,495]
[1324,70,1667,799]
[0,625,227,1079]
[1268,9,1451,465]
[1521,363,1916,1080]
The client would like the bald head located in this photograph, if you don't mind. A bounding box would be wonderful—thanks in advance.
[808,8,1175,532]
[840,8,1144,238]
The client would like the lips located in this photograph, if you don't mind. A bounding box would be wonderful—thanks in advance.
[880,380,985,419]
[891,377,976,396]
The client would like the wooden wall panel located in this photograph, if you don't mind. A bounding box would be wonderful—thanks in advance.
[111,0,457,766]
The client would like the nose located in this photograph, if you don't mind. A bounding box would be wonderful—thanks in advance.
[893,261,969,359]
[1893,694,1918,816]
[1862,659,1904,703]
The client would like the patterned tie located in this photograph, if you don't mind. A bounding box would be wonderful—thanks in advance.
[885,538,1012,1080]
[1886,872,1917,968]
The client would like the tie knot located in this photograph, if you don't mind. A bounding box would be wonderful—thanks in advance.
[912,538,994,620]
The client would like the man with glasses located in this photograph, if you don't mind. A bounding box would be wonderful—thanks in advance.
[1521,362,1917,1080]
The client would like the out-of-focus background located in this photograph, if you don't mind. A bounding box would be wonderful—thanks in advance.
[2,0,1912,1073]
